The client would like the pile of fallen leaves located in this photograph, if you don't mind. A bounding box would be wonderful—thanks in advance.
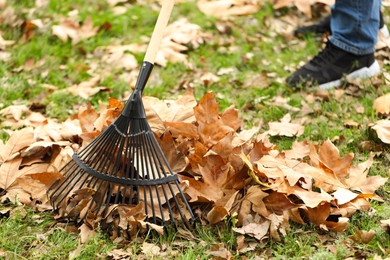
[0,89,388,242]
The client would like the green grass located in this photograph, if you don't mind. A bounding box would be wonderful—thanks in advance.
[0,0,389,258]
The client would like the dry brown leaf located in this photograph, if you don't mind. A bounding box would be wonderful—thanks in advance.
[157,132,188,173]
[107,248,133,259]
[267,113,304,137]
[0,157,23,190]
[0,105,30,122]
[234,186,269,224]
[349,229,376,244]
[380,219,390,233]
[332,188,358,205]
[314,140,354,180]
[206,243,233,259]
[93,44,141,71]
[293,187,334,208]
[263,191,299,215]
[233,221,271,241]
[65,76,110,99]
[207,205,229,224]
[180,175,224,203]
[370,119,390,144]
[153,19,210,66]
[273,0,334,17]
[350,153,387,195]
[52,16,98,45]
[197,0,261,18]
[143,88,196,124]
[141,242,161,257]
[0,128,35,163]
[194,92,234,146]
[284,141,310,160]
[0,32,14,48]
[79,224,97,244]
[165,18,211,49]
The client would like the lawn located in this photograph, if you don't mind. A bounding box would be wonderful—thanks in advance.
[0,0,389,259]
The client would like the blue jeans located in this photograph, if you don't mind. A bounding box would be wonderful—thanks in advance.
[330,0,381,55]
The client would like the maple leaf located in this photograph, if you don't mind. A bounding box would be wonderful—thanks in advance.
[156,132,189,172]
[310,139,354,181]
[346,153,388,195]
[78,103,99,133]
[233,186,269,224]
[194,92,234,147]
[207,190,239,224]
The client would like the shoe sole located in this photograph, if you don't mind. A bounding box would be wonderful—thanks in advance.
[318,60,381,90]
[380,25,389,38]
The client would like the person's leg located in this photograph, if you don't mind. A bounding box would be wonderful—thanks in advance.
[330,0,381,55]
[287,0,382,89]
[294,8,386,38]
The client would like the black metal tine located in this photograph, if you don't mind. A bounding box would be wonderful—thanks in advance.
[102,128,126,213]
[80,125,116,160]
[77,121,116,157]
[79,178,108,223]
[113,121,130,205]
[52,166,86,208]
[134,121,149,217]
[174,180,194,220]
[128,131,136,205]
[146,127,175,222]
[139,130,158,223]
[142,130,168,225]
[88,127,122,189]
[48,161,78,201]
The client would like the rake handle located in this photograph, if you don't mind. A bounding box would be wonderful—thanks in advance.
[144,0,175,64]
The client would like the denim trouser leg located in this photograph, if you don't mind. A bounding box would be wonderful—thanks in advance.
[329,0,381,55]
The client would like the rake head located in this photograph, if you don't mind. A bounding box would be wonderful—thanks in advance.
[48,63,194,229]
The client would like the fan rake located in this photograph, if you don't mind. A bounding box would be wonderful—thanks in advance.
[48,0,194,228]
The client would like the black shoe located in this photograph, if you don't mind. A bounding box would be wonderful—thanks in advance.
[286,42,381,89]
[294,11,386,37]
[294,15,331,37]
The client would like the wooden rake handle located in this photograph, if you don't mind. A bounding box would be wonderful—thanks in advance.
[144,0,175,64]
